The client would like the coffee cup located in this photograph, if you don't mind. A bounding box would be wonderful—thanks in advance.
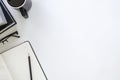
[7,0,32,18]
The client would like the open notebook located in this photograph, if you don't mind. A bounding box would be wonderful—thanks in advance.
[0,41,47,80]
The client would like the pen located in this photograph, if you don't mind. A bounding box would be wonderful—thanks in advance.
[28,54,33,80]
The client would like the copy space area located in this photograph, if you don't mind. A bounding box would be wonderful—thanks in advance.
[2,0,120,80]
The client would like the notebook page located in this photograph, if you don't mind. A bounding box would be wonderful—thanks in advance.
[0,55,13,80]
[1,44,30,80]
[1,42,47,80]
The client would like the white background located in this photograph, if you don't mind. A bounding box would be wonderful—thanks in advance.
[1,0,120,80]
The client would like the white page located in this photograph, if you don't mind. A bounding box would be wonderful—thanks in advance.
[0,6,7,26]
[0,55,13,80]
[1,42,47,80]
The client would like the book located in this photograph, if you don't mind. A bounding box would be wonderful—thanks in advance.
[0,41,47,80]
[0,0,18,45]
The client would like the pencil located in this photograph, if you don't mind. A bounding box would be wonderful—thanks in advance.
[28,54,33,80]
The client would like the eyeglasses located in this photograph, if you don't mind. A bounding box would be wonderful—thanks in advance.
[0,31,20,44]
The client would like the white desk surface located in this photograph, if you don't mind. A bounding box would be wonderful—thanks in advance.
[1,0,120,80]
